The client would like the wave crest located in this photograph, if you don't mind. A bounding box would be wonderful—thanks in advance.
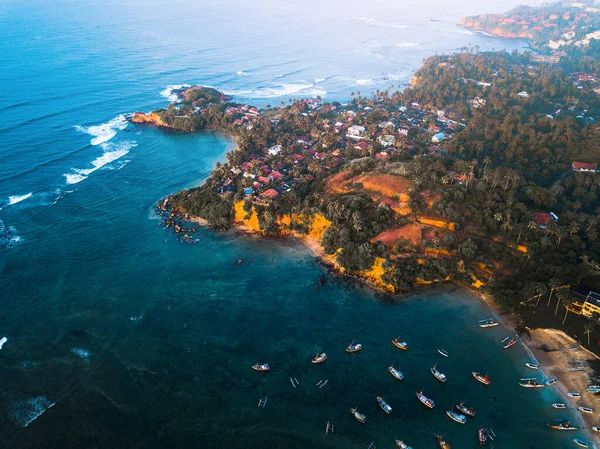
[8,193,32,205]
[64,141,136,185]
[75,114,128,146]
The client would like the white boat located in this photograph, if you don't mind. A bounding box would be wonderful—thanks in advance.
[573,439,589,448]
[525,362,539,370]
[377,396,392,414]
[431,363,447,383]
[446,409,466,424]
[472,372,491,385]
[346,342,362,353]
[502,335,517,349]
[416,391,434,409]
[519,378,545,388]
[578,406,594,414]
[312,352,327,364]
[592,426,600,432]
[455,402,475,417]
[552,403,566,409]
[568,392,581,398]
[395,440,413,449]
[588,385,600,393]
[438,349,449,357]
[388,364,404,381]
[350,407,366,423]
[251,363,270,372]
[479,318,499,328]
[546,378,557,386]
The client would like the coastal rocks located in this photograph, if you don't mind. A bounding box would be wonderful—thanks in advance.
[131,111,168,128]
[457,18,534,39]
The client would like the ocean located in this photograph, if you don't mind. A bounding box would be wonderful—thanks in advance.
[0,0,579,447]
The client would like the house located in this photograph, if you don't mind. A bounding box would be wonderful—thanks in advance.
[346,125,366,140]
[267,145,282,156]
[378,121,395,129]
[293,154,304,162]
[270,170,284,180]
[257,176,271,185]
[262,189,280,199]
[572,161,598,172]
[517,91,530,98]
[375,151,389,160]
[354,141,370,151]
[532,212,554,227]
[432,132,447,143]
[378,134,395,147]
[398,126,409,136]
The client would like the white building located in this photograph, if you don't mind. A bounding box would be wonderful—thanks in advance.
[267,145,282,156]
[346,125,366,140]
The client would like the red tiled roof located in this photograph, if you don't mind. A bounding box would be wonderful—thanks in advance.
[573,161,598,171]
[263,189,280,199]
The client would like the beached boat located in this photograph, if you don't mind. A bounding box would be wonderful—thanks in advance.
[548,419,578,430]
[416,391,434,409]
[437,435,451,449]
[446,409,466,424]
[478,426,488,446]
[388,364,404,381]
[592,426,600,432]
[392,338,408,350]
[472,372,491,385]
[578,406,594,414]
[568,392,581,398]
[431,363,447,383]
[312,352,328,364]
[525,362,539,370]
[519,377,545,388]
[546,378,557,386]
[438,348,449,357]
[350,407,366,423]
[252,363,270,372]
[588,385,600,393]
[552,403,566,409]
[502,335,517,349]
[395,440,413,449]
[573,439,589,448]
[377,396,392,414]
[346,342,362,353]
[455,402,475,417]
[479,318,499,328]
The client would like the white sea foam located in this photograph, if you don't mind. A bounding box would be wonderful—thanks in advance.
[0,337,7,350]
[75,114,128,146]
[0,221,22,248]
[8,193,32,205]
[160,84,189,102]
[354,16,410,29]
[10,396,55,427]
[355,79,374,86]
[395,42,420,48]
[64,141,136,185]
[225,83,325,99]
[236,70,248,75]
[71,347,92,361]
[314,78,326,83]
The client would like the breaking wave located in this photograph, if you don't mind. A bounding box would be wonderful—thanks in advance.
[225,83,326,99]
[160,84,190,102]
[354,16,410,29]
[8,193,32,205]
[71,347,92,361]
[0,220,22,248]
[395,42,420,48]
[74,114,128,146]
[64,141,136,185]
[10,396,55,427]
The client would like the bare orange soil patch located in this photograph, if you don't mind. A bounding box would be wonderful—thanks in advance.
[372,224,423,246]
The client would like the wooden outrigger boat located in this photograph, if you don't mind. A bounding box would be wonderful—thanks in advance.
[312,352,328,364]
[478,426,488,446]
[252,363,270,372]
[446,409,466,424]
[350,407,366,423]
[346,342,362,353]
[395,440,413,449]
[392,337,408,350]
[548,419,578,430]
[431,363,447,383]
[502,335,517,349]
[546,378,557,386]
[437,435,451,449]
[552,403,566,409]
[519,377,545,388]
[472,372,491,385]
[592,426,600,432]
[568,392,581,398]
[377,396,392,414]
[578,406,594,414]
[525,362,539,370]
[438,348,449,357]
[479,318,499,328]
[455,402,475,417]
[388,363,404,381]
[588,385,600,393]
[573,439,589,448]
[416,391,434,409]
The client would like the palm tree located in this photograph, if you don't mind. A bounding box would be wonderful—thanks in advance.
[547,278,561,306]
[584,322,596,347]
[562,297,573,325]
[554,289,569,316]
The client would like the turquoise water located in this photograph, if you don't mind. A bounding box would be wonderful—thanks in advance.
[0,0,582,447]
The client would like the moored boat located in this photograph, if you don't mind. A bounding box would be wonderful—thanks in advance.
[437,435,451,449]
[395,440,413,449]
[416,391,435,409]
[346,342,362,353]
[552,403,566,409]
[455,402,475,417]
[446,409,466,424]
[431,363,447,383]
[472,372,491,385]
[312,352,328,364]
[546,378,557,386]
[573,439,589,448]
[252,363,270,372]
[592,426,600,432]
[568,392,581,398]
[519,377,545,388]
[502,335,517,349]
[525,362,539,370]
[478,426,488,446]
[392,337,408,350]
[438,348,449,357]
[548,419,578,430]
[350,407,366,423]
[388,364,404,381]
[578,406,594,414]
[377,396,392,414]
[588,385,600,393]
[479,318,499,328]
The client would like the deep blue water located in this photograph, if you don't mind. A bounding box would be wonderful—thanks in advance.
[0,0,582,447]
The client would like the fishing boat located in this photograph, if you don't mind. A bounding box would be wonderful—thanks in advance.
[446,409,466,424]
[251,363,270,372]
[392,338,408,350]
[312,352,328,364]
[578,406,594,414]
[546,378,557,386]
[346,342,362,353]
[525,362,539,370]
[350,407,366,423]
[592,426,600,432]
[552,403,566,409]
[588,385,600,393]
[377,396,392,414]
[416,391,434,409]
[478,426,488,446]
[437,435,451,449]
[395,440,413,449]
[519,377,545,388]
[548,419,578,430]
[438,348,449,357]
[388,364,404,381]
[479,318,499,328]
[431,363,447,383]
[472,372,491,385]
[502,335,517,349]
[455,402,475,417]
[568,392,581,398]
[573,439,589,448]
